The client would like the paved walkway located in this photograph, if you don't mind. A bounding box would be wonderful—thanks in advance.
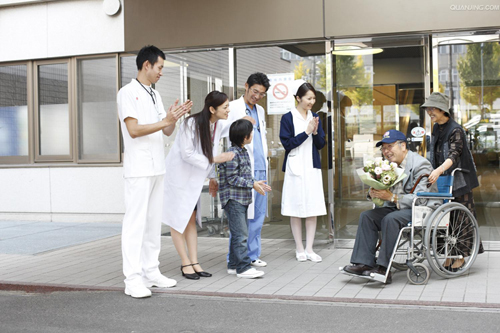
[1,230,500,308]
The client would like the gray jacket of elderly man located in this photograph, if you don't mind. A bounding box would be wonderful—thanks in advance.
[351,150,441,269]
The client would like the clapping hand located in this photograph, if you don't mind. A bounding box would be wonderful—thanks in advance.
[164,99,193,126]
[312,117,319,135]
[306,118,316,135]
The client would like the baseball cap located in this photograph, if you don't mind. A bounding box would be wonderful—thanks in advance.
[376,130,407,147]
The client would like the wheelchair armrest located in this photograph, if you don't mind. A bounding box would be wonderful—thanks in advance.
[416,192,452,198]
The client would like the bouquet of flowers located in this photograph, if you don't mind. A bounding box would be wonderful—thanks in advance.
[356,157,407,207]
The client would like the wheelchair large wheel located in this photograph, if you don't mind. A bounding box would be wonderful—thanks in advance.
[424,202,480,279]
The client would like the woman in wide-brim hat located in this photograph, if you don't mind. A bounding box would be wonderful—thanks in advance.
[424,92,484,272]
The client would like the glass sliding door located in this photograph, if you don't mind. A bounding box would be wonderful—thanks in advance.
[333,36,428,244]
[153,49,231,236]
[236,42,330,241]
[433,32,500,245]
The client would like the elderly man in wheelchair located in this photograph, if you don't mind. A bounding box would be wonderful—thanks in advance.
[342,130,442,284]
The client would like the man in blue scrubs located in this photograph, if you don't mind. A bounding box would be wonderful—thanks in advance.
[222,73,270,269]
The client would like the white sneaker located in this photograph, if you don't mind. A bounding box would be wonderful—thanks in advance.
[304,250,322,262]
[125,284,151,298]
[251,259,267,267]
[227,269,237,275]
[296,251,307,262]
[236,268,265,279]
[143,275,177,288]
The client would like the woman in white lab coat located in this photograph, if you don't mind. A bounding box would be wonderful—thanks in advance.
[280,81,326,263]
[163,91,234,279]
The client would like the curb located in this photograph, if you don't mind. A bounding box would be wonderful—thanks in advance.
[2,281,500,309]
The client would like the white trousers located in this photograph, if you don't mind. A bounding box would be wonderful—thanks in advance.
[122,175,164,287]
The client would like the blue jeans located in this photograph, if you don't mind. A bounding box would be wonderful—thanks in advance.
[247,169,267,260]
[225,199,251,274]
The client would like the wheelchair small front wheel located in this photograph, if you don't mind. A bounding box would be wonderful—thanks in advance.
[407,263,430,285]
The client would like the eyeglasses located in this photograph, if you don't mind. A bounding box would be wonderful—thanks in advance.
[380,142,400,152]
[250,88,266,98]
[425,107,437,113]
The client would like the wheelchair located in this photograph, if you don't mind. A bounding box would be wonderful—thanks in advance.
[341,168,481,285]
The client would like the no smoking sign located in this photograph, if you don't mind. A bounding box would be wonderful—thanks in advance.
[272,83,288,100]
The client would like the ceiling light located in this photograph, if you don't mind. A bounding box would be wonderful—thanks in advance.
[332,45,383,56]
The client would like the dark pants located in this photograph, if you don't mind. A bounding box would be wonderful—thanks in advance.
[225,200,252,274]
[350,207,411,268]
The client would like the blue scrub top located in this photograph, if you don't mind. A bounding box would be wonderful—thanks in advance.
[246,103,266,171]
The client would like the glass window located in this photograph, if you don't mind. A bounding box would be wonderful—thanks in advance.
[0,64,28,163]
[434,36,500,243]
[334,37,427,242]
[153,49,230,237]
[36,62,71,159]
[77,57,119,162]
[439,69,449,82]
[120,55,136,88]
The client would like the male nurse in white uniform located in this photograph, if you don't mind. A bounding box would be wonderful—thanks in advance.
[117,45,192,298]
[222,72,270,267]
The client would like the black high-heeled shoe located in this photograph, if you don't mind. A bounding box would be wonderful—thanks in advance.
[192,263,212,277]
[181,264,199,280]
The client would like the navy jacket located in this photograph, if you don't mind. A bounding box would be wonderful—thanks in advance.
[279,111,326,172]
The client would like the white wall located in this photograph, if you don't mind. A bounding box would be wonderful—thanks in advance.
[0,0,124,62]
[0,166,125,222]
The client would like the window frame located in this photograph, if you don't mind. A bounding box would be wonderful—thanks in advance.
[75,54,121,164]
[0,61,33,165]
[33,58,74,163]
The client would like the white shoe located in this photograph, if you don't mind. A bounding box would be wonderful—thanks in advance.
[304,250,322,262]
[143,275,177,288]
[236,268,265,279]
[125,284,151,298]
[227,269,237,275]
[296,251,307,262]
[251,259,267,267]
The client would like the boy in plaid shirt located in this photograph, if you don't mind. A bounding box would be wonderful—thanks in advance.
[219,119,271,278]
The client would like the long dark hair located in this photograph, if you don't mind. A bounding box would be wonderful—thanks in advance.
[187,91,228,163]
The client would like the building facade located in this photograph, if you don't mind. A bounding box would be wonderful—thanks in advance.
[1,0,500,247]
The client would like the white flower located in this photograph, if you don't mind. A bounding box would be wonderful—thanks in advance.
[374,157,383,166]
[381,164,391,171]
[374,167,383,175]
[365,160,374,168]
[382,175,392,185]
[390,162,398,170]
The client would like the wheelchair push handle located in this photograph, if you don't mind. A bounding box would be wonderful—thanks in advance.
[451,168,469,176]
[409,174,431,194]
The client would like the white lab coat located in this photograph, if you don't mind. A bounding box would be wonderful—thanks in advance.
[162,117,224,234]
[220,96,268,219]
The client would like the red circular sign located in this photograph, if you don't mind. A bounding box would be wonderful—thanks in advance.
[272,83,288,100]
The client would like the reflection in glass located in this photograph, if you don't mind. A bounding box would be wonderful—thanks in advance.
[77,57,119,161]
[335,43,426,242]
[437,40,500,242]
[0,65,28,157]
[237,45,329,241]
[38,63,69,156]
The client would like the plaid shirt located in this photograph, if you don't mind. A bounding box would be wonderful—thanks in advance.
[218,145,254,208]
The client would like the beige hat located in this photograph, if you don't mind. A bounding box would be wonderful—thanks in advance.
[421,92,450,113]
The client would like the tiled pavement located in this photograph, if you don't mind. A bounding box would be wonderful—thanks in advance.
[1,231,500,308]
